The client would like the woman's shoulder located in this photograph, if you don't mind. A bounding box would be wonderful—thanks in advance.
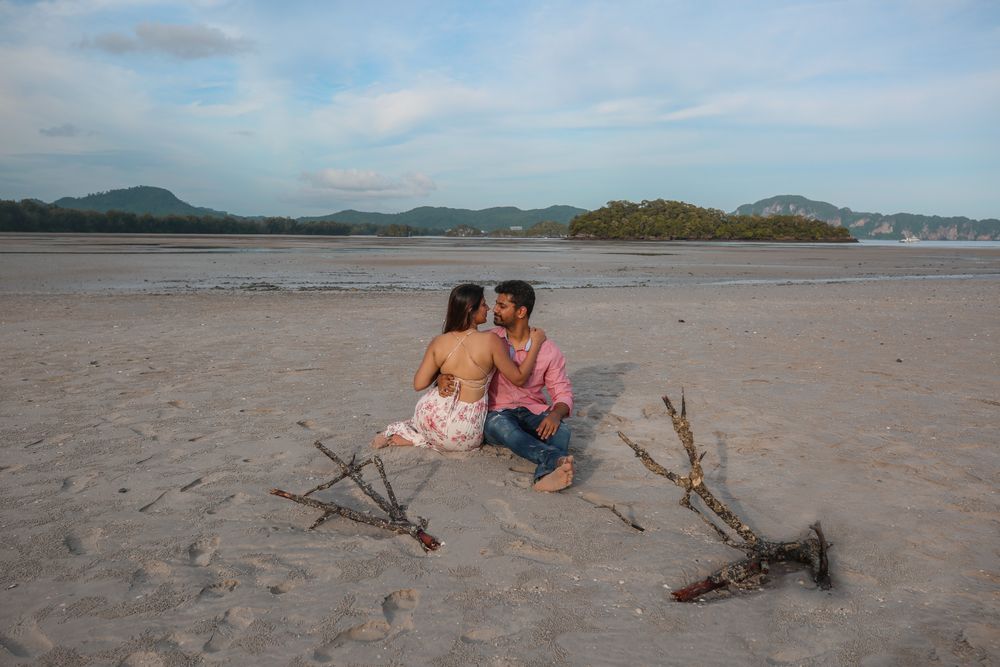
[470,330,504,344]
[429,331,460,348]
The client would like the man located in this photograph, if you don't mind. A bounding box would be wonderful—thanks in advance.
[440,280,575,491]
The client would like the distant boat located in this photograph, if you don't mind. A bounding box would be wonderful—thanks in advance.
[899,234,920,243]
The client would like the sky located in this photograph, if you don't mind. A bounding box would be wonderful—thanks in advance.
[1,0,999,219]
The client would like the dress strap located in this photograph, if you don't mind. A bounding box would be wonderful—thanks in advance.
[442,330,476,364]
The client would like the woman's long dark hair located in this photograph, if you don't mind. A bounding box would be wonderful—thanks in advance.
[443,283,484,333]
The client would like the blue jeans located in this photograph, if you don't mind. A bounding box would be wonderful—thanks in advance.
[483,407,570,481]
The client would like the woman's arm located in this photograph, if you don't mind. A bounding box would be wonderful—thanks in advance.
[412,338,442,390]
[491,328,546,386]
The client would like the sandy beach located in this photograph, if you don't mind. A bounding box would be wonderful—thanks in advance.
[1,235,998,665]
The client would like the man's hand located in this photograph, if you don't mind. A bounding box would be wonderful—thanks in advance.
[535,413,561,440]
[437,373,456,397]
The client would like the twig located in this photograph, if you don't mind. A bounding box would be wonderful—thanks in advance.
[595,503,645,531]
[303,456,374,497]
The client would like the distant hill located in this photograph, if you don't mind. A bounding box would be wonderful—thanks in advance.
[53,186,232,218]
[734,195,1000,241]
[300,205,587,232]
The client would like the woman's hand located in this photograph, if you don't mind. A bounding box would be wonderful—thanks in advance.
[530,327,546,346]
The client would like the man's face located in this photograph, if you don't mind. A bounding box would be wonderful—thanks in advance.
[493,293,519,327]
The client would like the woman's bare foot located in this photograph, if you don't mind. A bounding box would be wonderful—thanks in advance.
[533,456,574,492]
[371,433,416,449]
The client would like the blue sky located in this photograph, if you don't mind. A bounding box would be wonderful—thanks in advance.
[1,0,998,218]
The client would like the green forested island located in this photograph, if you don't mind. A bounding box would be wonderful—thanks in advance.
[568,199,854,241]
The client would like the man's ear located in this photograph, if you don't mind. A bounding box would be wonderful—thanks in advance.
[516,305,528,319]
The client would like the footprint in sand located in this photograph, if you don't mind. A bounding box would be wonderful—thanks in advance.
[129,560,173,593]
[60,472,98,493]
[598,413,627,428]
[199,579,240,599]
[504,538,573,564]
[63,528,101,555]
[484,499,546,542]
[641,403,663,418]
[313,589,419,661]
[203,607,255,653]
[461,628,504,644]
[382,589,419,630]
[188,536,220,566]
[167,400,192,409]
[267,579,298,595]
[313,620,392,660]
[119,650,165,666]
[0,618,54,660]
[206,492,250,515]
[129,424,159,439]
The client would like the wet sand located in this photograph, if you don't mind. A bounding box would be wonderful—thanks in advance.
[1,235,998,665]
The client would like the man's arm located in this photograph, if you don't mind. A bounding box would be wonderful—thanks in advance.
[535,342,574,440]
[436,372,456,397]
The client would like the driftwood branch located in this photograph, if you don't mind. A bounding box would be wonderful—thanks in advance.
[618,392,831,601]
[270,440,440,552]
[594,503,645,531]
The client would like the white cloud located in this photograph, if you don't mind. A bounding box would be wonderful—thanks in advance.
[83,22,252,59]
[300,169,436,199]
[311,79,495,141]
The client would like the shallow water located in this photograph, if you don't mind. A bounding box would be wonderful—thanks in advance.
[2,233,999,293]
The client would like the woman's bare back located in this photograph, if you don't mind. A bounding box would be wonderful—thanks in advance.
[434,331,498,403]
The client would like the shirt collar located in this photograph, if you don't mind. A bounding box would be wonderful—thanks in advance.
[501,328,531,355]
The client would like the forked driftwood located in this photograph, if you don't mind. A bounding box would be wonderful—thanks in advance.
[618,393,831,601]
[270,440,440,551]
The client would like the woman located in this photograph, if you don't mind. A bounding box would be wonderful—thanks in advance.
[372,283,545,452]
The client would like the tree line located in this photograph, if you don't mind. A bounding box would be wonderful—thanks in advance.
[568,199,854,241]
[445,221,568,237]
[0,200,445,237]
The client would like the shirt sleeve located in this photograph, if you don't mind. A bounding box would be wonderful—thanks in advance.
[542,342,574,416]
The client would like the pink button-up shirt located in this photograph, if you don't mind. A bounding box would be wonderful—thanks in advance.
[487,326,574,415]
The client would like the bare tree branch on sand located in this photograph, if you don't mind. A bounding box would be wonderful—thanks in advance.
[618,393,831,602]
[270,440,441,552]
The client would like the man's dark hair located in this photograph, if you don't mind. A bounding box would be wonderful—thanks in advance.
[443,283,485,333]
[494,280,535,318]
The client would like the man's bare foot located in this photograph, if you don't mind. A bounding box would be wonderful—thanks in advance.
[533,456,574,492]
[370,433,391,449]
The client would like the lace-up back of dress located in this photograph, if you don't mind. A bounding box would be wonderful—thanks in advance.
[440,331,494,403]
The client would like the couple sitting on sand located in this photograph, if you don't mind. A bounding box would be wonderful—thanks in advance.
[371,280,575,492]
